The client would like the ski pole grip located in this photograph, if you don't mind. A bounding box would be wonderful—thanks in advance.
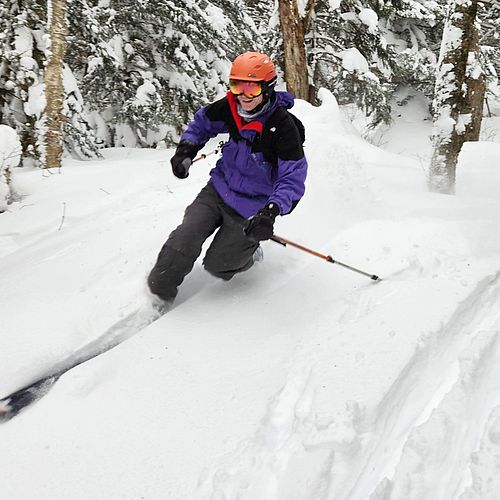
[270,236,287,246]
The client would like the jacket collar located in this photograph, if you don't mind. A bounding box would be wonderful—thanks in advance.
[226,92,264,136]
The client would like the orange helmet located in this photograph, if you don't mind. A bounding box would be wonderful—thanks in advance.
[229,52,277,83]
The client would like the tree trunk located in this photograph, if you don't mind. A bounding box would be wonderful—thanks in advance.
[278,0,310,100]
[463,25,485,142]
[44,0,67,169]
[429,0,482,194]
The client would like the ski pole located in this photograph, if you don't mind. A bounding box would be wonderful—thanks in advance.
[271,235,380,281]
[192,141,225,163]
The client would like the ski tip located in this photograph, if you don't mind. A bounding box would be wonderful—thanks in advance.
[371,275,381,281]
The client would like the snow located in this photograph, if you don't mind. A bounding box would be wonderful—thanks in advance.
[62,64,83,101]
[466,51,483,80]
[0,125,22,209]
[14,26,33,54]
[203,5,228,35]
[358,8,379,34]
[341,47,369,74]
[107,34,125,65]
[440,25,463,57]
[0,125,22,170]
[433,104,456,137]
[134,79,157,104]
[86,56,103,75]
[2,90,500,499]
[24,82,46,118]
[168,71,197,92]
[456,113,472,134]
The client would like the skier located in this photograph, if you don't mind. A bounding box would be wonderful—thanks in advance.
[148,51,308,305]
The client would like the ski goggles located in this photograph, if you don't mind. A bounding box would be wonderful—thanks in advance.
[229,79,263,98]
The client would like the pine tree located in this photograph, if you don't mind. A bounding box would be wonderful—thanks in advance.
[479,0,500,109]
[245,1,282,76]
[379,0,447,98]
[306,0,397,124]
[0,0,46,165]
[246,1,450,125]
[67,0,259,148]
[0,124,22,210]
[0,0,100,166]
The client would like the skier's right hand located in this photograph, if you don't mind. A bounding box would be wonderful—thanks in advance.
[170,141,198,179]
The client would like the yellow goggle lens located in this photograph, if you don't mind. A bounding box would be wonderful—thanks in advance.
[229,80,263,98]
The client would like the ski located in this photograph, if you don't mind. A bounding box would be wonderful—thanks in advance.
[0,304,167,423]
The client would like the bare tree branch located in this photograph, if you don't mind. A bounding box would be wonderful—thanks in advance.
[303,0,317,32]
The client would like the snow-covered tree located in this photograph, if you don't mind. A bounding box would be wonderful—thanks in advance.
[249,1,449,125]
[3,0,258,161]
[429,0,483,194]
[67,0,259,148]
[306,0,398,124]
[0,125,22,210]
[0,0,46,165]
[379,0,446,98]
[0,0,100,166]
[479,0,500,105]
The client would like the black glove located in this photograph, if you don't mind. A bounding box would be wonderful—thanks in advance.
[171,141,199,179]
[245,202,280,241]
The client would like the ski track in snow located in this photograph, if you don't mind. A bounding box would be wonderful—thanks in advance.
[197,270,500,500]
[350,270,500,499]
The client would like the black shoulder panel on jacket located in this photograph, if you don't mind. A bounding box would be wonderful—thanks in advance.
[204,96,231,121]
[204,97,240,140]
[255,107,304,163]
[273,110,304,161]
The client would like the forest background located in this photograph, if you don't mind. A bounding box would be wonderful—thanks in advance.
[1,0,499,179]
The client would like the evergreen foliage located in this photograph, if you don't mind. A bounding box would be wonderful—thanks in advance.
[1,0,258,162]
[66,0,258,148]
[1,0,499,161]
[379,0,446,97]
[309,0,395,125]
[305,0,449,125]
[479,1,500,99]
[0,0,100,165]
[245,1,446,125]
[0,0,46,165]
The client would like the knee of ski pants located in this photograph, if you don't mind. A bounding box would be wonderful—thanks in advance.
[203,260,235,281]
[203,251,255,281]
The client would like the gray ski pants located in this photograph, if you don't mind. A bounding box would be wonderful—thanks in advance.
[148,182,259,302]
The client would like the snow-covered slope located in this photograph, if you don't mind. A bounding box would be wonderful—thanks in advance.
[1,90,500,499]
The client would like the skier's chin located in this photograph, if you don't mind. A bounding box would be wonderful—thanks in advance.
[238,95,262,111]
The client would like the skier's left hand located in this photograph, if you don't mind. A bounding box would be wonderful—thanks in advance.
[245,203,280,241]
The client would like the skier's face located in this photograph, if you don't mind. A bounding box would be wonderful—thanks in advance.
[237,92,264,112]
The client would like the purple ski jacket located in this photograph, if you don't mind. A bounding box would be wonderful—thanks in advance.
[180,91,308,219]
